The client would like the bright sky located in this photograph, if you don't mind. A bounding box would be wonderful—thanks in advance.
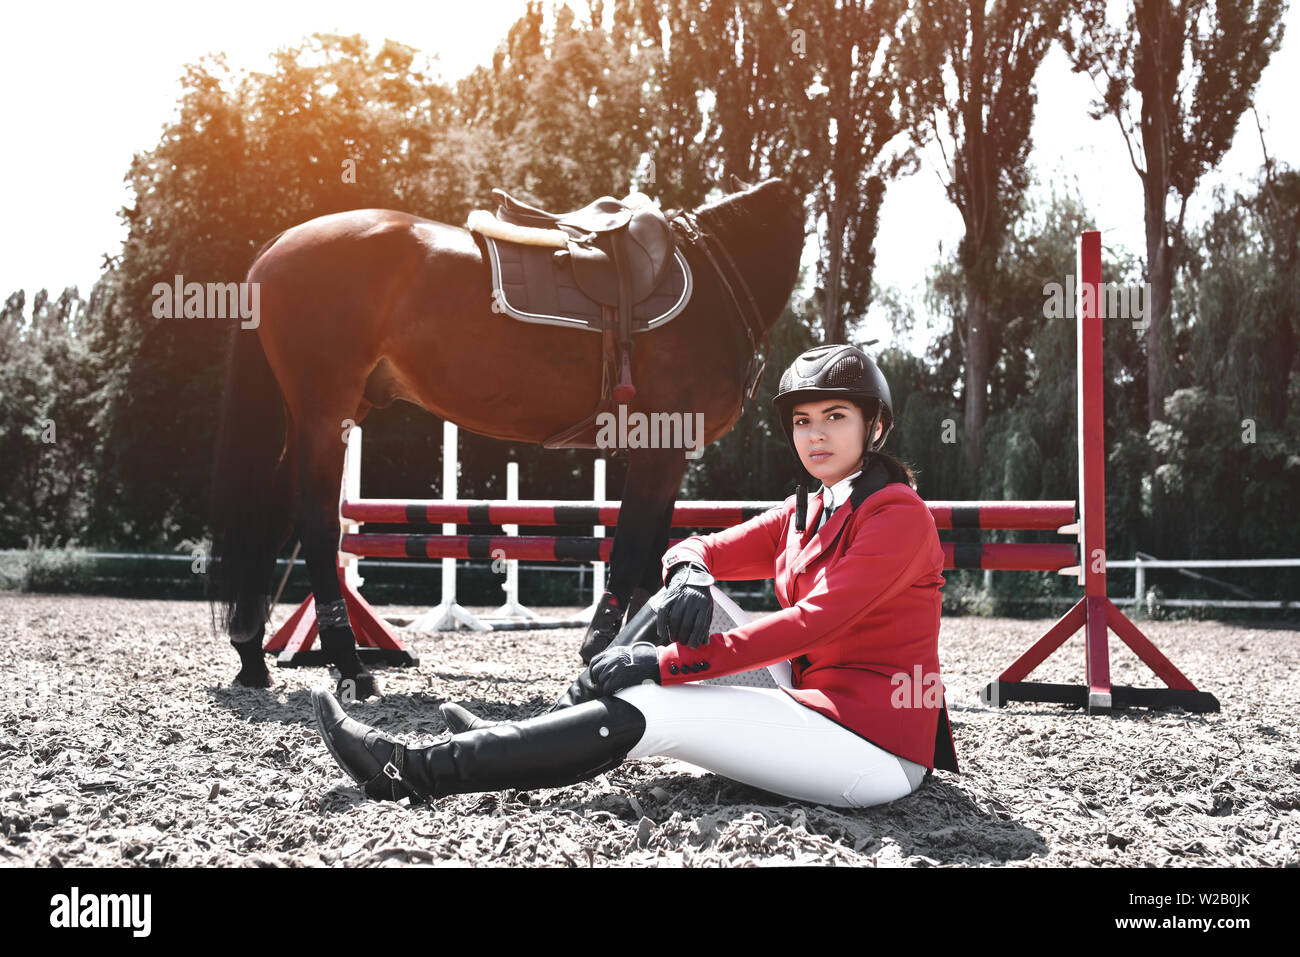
[1,0,1295,355]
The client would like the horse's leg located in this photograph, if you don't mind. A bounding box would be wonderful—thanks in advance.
[625,496,674,620]
[579,446,689,663]
[293,417,379,699]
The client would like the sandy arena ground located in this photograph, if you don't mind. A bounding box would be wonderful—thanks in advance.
[0,593,1296,867]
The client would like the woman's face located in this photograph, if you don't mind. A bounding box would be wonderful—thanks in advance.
[791,399,881,488]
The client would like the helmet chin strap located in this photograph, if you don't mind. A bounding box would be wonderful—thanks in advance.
[859,406,884,470]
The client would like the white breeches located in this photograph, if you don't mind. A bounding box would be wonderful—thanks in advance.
[614,668,927,809]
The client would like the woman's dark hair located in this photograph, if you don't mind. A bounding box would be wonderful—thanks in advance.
[848,397,917,490]
[856,449,917,490]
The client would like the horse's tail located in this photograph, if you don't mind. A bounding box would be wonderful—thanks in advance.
[207,250,291,640]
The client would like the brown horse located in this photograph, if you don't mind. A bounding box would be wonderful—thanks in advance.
[208,176,804,695]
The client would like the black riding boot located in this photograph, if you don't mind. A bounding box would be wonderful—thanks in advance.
[312,689,646,803]
[578,590,625,663]
[440,593,665,733]
[624,586,652,621]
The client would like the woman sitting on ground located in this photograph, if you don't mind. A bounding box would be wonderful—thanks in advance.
[313,343,959,808]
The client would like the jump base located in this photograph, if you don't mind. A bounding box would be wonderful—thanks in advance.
[265,566,419,669]
[981,680,1220,713]
[272,647,420,668]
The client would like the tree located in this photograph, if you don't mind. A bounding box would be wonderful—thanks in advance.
[0,287,98,547]
[1164,164,1300,569]
[1063,0,1286,551]
[912,178,1146,508]
[804,0,932,344]
[627,1,814,206]
[457,3,657,208]
[908,0,1067,482]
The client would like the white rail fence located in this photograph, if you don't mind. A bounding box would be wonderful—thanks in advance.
[979,556,1299,610]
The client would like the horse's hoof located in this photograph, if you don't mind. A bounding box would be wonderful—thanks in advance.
[579,592,624,663]
[336,672,381,702]
[231,638,271,687]
[234,664,273,688]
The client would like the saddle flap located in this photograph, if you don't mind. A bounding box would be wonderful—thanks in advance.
[626,210,674,286]
[564,211,675,307]
[564,242,620,305]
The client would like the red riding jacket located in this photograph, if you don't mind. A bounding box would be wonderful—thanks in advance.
[657,474,960,773]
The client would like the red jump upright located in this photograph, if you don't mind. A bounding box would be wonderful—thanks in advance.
[980,231,1219,713]
[263,563,418,669]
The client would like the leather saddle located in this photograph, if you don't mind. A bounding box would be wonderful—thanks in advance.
[467,189,694,449]
[495,190,674,306]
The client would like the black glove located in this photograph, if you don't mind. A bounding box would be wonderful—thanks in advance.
[588,642,662,695]
[657,561,714,649]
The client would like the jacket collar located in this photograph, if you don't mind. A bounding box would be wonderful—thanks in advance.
[819,469,862,520]
[788,456,894,574]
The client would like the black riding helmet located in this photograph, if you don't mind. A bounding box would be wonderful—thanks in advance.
[771,344,895,531]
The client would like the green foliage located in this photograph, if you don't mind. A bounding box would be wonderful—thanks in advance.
[909,0,1068,281]
[1180,168,1300,430]
[1149,164,1300,571]
[0,541,93,593]
[457,2,659,208]
[0,289,98,546]
[787,0,927,342]
[1064,0,1288,548]
[1145,383,1299,602]
[1065,0,1286,213]
[82,35,476,548]
[902,179,1141,505]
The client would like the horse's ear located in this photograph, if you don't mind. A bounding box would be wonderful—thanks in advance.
[728,174,753,193]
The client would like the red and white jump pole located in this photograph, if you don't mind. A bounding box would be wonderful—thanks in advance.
[408,423,493,633]
[489,461,543,622]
